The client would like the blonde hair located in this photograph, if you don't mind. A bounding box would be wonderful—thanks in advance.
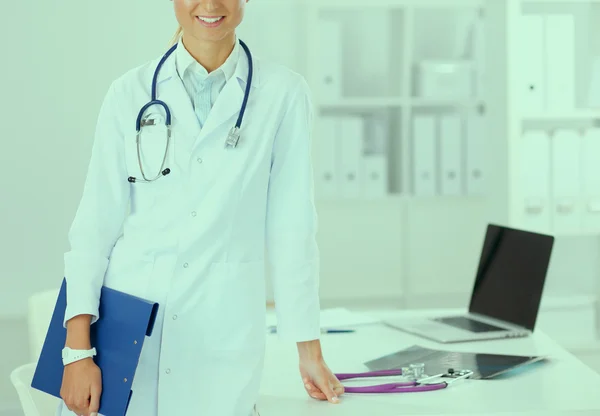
[170,26,183,46]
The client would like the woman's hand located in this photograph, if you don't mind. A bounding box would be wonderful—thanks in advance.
[297,340,344,403]
[62,315,101,416]
[60,358,102,416]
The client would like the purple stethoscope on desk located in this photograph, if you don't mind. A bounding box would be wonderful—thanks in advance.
[334,364,473,394]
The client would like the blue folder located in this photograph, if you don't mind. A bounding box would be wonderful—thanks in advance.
[31,278,159,416]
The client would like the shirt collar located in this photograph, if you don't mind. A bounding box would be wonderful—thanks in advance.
[175,36,240,83]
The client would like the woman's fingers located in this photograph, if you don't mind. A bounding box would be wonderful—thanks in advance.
[331,375,345,396]
[89,380,101,416]
[304,379,323,399]
[303,378,327,400]
[309,377,339,403]
[333,384,344,396]
[302,371,342,403]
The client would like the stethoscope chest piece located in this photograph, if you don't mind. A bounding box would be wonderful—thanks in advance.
[225,127,241,148]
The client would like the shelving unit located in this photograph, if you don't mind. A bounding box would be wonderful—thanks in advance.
[506,0,600,237]
[306,1,487,198]
[522,111,600,122]
[320,97,406,110]
[503,0,600,352]
[241,1,600,351]
[297,0,492,306]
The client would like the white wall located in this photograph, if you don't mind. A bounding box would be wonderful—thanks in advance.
[0,0,175,409]
[0,0,178,317]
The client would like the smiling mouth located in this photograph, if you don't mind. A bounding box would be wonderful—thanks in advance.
[196,16,225,24]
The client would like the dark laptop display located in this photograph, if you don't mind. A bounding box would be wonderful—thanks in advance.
[465,224,554,331]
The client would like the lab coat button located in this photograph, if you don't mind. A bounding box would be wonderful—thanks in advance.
[183,263,189,268]
[191,211,197,217]
[165,369,171,374]
[172,315,178,320]
[197,157,203,164]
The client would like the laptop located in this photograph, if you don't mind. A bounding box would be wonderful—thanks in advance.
[385,224,555,343]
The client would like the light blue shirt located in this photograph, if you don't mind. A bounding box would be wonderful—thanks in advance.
[175,37,240,128]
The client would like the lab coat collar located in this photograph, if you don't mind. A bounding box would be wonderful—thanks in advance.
[154,39,260,156]
[175,35,241,84]
[159,36,260,92]
[195,38,260,146]
[232,37,260,91]
[155,54,202,143]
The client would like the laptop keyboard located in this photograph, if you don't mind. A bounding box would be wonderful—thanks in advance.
[433,316,508,333]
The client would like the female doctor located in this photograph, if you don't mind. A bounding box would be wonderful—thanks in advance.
[57,0,344,415]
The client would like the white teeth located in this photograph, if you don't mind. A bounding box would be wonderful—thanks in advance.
[198,16,223,23]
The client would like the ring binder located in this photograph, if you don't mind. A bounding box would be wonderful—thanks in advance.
[31,278,159,416]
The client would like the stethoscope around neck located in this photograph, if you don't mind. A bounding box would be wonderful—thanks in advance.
[127,38,253,184]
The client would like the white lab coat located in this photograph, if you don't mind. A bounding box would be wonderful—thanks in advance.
[57,44,321,416]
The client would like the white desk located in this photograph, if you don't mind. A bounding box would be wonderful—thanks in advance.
[257,309,600,415]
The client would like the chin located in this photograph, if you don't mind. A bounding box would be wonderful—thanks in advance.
[197,30,231,43]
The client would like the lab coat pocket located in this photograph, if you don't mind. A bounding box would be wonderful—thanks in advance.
[205,261,266,353]
[124,128,178,214]
[104,247,156,301]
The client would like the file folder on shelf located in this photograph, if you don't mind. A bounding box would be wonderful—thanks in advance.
[412,115,437,196]
[313,117,338,199]
[439,114,462,196]
[338,116,364,198]
[520,15,545,113]
[581,129,600,231]
[466,112,486,195]
[545,15,575,111]
[317,19,343,100]
[31,278,159,416]
[551,129,581,234]
[362,116,389,198]
[520,130,551,233]
[589,57,600,108]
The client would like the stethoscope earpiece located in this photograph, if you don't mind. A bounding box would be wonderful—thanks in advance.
[127,168,171,184]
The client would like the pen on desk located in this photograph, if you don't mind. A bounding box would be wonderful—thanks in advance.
[322,329,355,334]
[267,327,355,334]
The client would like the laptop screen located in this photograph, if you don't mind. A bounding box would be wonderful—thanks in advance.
[468,224,554,331]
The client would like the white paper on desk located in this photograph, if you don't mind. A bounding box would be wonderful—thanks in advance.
[319,308,381,328]
[266,308,381,329]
